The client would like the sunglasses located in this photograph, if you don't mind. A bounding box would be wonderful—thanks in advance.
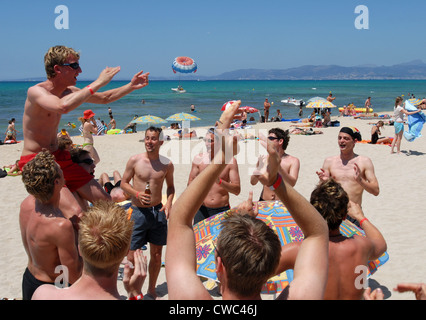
[77,158,94,165]
[62,62,80,70]
[267,136,279,140]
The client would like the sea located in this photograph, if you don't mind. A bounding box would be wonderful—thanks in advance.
[1,79,426,141]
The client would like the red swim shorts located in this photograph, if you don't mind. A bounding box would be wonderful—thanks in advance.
[18,149,93,192]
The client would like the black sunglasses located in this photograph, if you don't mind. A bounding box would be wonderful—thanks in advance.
[62,62,80,70]
[268,136,279,140]
[78,158,94,165]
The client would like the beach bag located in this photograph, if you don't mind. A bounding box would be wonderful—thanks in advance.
[330,120,340,127]
[0,169,7,178]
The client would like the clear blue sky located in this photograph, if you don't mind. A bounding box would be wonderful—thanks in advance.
[0,0,425,80]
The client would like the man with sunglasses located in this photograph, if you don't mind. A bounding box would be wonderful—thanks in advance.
[187,127,241,224]
[19,45,150,215]
[250,128,300,200]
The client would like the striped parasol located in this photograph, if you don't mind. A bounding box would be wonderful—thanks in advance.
[306,99,337,109]
[166,112,201,122]
[130,115,167,125]
[79,119,104,135]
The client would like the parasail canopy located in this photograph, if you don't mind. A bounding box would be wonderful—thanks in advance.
[172,56,197,74]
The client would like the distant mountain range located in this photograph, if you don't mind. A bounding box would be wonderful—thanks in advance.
[151,60,426,81]
[8,60,426,82]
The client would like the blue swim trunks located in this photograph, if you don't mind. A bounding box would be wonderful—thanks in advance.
[394,122,404,134]
[128,203,167,250]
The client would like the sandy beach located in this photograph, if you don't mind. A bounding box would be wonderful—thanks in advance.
[1,112,425,300]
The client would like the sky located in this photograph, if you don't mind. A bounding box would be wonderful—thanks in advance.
[0,0,425,80]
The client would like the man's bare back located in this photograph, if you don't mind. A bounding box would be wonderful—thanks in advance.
[20,195,81,285]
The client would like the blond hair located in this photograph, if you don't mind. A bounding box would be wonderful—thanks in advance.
[44,45,80,79]
[78,201,134,276]
[21,150,61,203]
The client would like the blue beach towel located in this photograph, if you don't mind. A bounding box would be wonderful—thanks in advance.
[403,101,425,142]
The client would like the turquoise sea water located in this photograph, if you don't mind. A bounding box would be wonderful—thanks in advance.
[1,80,426,141]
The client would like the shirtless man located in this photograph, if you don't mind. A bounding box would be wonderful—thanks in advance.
[263,98,271,122]
[19,45,150,211]
[316,127,379,224]
[251,128,300,200]
[277,178,387,300]
[19,151,82,300]
[81,109,100,164]
[187,128,241,224]
[121,126,175,299]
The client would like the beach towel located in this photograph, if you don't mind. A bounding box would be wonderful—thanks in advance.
[403,102,425,142]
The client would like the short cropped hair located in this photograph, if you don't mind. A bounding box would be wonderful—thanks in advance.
[78,201,134,276]
[69,147,90,163]
[217,214,281,297]
[146,126,163,139]
[269,128,290,150]
[21,150,61,203]
[310,178,349,230]
[44,45,80,79]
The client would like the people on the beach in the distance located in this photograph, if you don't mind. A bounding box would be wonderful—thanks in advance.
[2,160,22,176]
[364,97,372,114]
[32,201,147,300]
[276,178,387,300]
[187,127,241,224]
[98,170,130,203]
[390,96,422,154]
[121,126,175,299]
[19,45,150,209]
[4,118,17,141]
[370,120,391,144]
[108,115,116,130]
[166,100,329,300]
[19,151,82,300]
[251,128,300,200]
[79,109,100,165]
[263,98,271,122]
[317,127,379,225]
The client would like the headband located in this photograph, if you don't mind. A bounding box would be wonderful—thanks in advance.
[340,127,362,141]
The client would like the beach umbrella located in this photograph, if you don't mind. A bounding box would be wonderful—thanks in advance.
[166,112,201,122]
[193,200,389,295]
[305,99,337,109]
[307,96,327,103]
[130,115,167,125]
[239,106,259,113]
[408,98,422,106]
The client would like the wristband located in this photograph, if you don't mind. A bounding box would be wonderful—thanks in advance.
[136,192,140,199]
[218,178,222,185]
[128,294,143,300]
[359,218,369,227]
[269,174,282,191]
[86,85,95,95]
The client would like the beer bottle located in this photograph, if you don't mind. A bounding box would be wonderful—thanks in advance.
[145,182,151,194]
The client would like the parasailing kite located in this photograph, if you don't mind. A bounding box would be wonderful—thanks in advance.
[171,56,197,93]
